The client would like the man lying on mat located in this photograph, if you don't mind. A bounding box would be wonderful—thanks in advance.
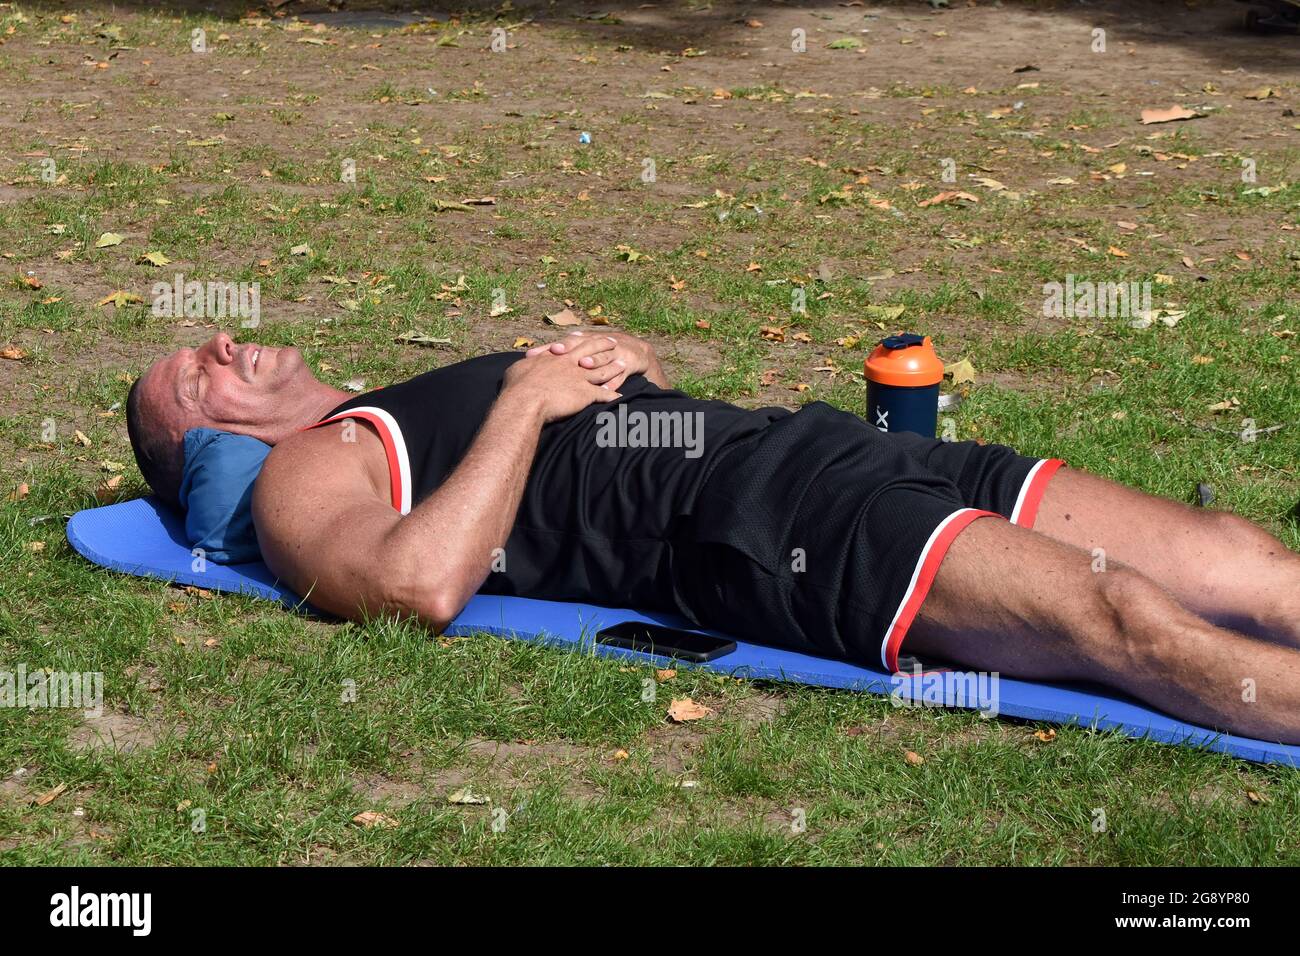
[126,331,1300,743]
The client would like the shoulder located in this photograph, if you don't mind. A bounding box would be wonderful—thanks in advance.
[258,424,345,489]
[253,422,385,521]
[252,422,396,598]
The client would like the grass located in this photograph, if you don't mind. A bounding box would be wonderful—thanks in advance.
[0,1,1298,865]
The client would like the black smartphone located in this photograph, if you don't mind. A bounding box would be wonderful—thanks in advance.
[595,621,737,663]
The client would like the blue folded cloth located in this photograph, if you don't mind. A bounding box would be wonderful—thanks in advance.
[178,428,272,564]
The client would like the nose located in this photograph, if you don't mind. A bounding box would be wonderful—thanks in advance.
[204,332,236,365]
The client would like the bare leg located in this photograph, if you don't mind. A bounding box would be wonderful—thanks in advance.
[1031,467,1300,645]
[908,517,1300,744]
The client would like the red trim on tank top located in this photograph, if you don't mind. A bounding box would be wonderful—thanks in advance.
[303,410,404,513]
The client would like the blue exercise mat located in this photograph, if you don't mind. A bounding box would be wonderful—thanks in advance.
[66,497,1300,766]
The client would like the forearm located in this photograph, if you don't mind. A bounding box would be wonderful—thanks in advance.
[383,388,545,626]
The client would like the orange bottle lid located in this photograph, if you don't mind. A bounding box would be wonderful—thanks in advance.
[864,334,944,387]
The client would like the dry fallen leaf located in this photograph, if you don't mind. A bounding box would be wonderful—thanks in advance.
[945,358,977,385]
[1033,728,1057,743]
[918,190,979,207]
[667,697,713,723]
[431,199,478,214]
[614,244,648,263]
[446,787,490,805]
[545,307,582,327]
[1139,105,1200,125]
[95,290,143,309]
[863,304,904,323]
[95,474,123,503]
[513,336,535,349]
[395,330,452,348]
[33,783,67,806]
[352,811,400,828]
[904,750,924,766]
[74,430,91,447]
[1,345,28,360]
[94,232,124,248]
[9,482,29,502]
[655,668,677,682]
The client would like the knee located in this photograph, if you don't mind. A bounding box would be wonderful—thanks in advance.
[1089,568,1180,669]
[1191,511,1297,606]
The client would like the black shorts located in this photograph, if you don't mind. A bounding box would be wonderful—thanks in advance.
[675,402,1065,672]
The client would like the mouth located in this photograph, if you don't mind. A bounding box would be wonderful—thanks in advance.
[250,347,261,376]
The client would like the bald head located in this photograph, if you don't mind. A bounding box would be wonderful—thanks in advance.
[126,371,186,506]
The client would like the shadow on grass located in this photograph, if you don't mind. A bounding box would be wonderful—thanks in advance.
[14,0,1300,68]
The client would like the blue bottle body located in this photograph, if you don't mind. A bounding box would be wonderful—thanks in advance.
[866,380,940,438]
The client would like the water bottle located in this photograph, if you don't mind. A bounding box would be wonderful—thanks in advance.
[864,333,944,438]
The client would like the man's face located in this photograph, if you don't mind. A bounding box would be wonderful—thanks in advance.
[137,331,313,443]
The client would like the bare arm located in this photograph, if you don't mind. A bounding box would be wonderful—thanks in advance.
[253,338,624,631]
[383,386,547,624]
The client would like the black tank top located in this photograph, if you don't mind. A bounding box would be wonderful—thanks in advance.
[313,353,787,613]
